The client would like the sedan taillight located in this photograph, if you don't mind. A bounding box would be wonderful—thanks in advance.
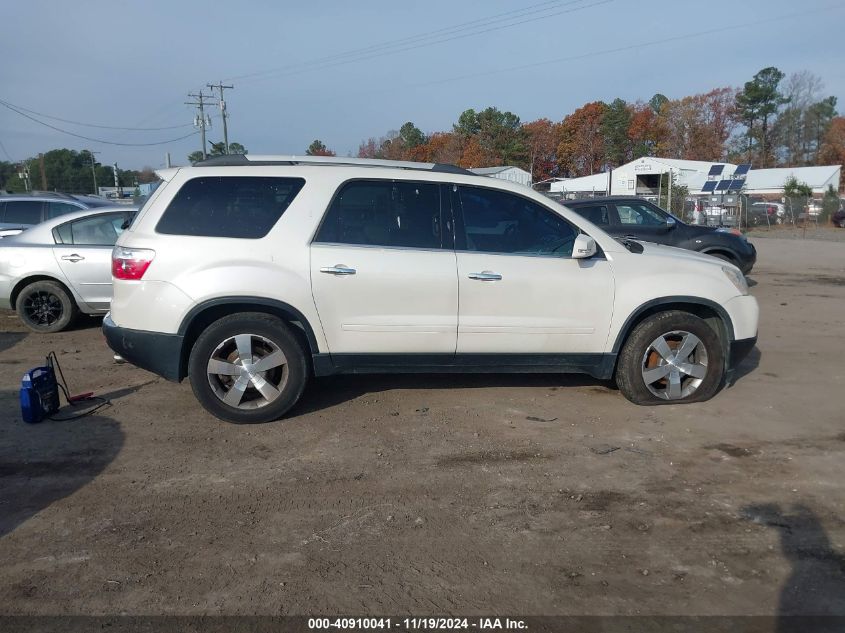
[112,246,155,280]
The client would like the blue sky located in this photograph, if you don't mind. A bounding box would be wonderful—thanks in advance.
[2,0,844,169]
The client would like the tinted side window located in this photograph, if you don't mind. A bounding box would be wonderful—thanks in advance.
[572,204,610,225]
[156,177,305,238]
[615,202,665,226]
[315,180,442,249]
[3,200,43,224]
[71,214,120,245]
[457,186,577,257]
[47,201,82,219]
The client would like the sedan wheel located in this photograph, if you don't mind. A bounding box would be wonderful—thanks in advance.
[15,280,78,333]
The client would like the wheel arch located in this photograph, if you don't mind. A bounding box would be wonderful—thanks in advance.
[698,246,741,265]
[611,297,734,367]
[11,274,77,310]
[176,297,321,381]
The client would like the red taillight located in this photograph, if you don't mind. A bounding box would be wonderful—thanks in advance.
[112,246,155,280]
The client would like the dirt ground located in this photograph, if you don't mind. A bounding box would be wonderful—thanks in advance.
[1,237,844,618]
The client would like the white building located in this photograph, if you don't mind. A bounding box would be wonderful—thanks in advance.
[470,166,532,187]
[549,156,841,201]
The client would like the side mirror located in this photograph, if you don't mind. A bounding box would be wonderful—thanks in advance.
[666,216,677,229]
[572,234,597,259]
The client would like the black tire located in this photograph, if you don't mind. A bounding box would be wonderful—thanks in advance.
[839,219,845,229]
[15,280,79,333]
[615,310,725,406]
[188,313,308,423]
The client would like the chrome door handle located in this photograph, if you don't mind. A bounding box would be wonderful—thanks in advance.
[320,265,356,275]
[468,271,502,281]
[61,254,85,262]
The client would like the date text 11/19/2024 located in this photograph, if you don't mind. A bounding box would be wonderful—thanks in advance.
[308,617,528,630]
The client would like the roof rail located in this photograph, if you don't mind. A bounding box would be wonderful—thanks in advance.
[193,154,475,176]
[0,190,76,199]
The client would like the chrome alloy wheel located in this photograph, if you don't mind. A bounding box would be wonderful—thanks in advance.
[206,334,289,409]
[641,330,709,401]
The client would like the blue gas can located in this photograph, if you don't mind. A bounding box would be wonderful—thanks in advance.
[20,366,60,424]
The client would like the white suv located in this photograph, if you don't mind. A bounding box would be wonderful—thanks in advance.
[104,155,759,423]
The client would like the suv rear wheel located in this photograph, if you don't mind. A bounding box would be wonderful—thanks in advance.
[16,280,79,333]
[188,313,308,423]
[615,310,725,405]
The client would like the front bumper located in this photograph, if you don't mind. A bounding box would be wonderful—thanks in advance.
[103,314,184,382]
[739,242,756,274]
[728,336,757,370]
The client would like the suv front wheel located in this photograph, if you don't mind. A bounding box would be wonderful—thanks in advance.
[615,310,725,405]
[188,313,308,423]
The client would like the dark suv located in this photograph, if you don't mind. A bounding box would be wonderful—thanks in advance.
[0,191,116,236]
[564,196,756,274]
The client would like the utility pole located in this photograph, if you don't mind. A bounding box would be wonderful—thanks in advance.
[207,82,234,154]
[185,91,216,160]
[18,163,31,191]
[87,149,100,195]
[113,162,121,198]
[39,153,47,190]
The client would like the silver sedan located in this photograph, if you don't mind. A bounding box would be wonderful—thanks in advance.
[0,206,136,332]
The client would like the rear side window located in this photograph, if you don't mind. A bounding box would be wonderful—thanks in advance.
[47,201,82,219]
[55,212,135,245]
[156,176,305,238]
[3,200,43,224]
[572,204,610,225]
[315,180,442,249]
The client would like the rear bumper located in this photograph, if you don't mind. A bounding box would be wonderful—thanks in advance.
[103,314,184,382]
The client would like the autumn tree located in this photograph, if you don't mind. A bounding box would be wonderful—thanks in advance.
[556,101,607,176]
[818,116,845,166]
[522,118,559,181]
[661,89,737,161]
[412,131,463,164]
[306,139,336,156]
[628,102,659,158]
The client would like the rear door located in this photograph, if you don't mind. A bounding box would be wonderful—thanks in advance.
[310,179,458,354]
[454,185,614,355]
[53,212,131,310]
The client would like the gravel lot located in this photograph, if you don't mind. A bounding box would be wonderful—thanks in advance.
[1,237,844,617]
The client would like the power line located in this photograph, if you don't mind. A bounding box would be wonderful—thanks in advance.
[0,100,200,146]
[403,3,845,90]
[0,98,192,131]
[0,137,12,161]
[115,0,606,138]
[227,0,577,82]
[227,0,612,84]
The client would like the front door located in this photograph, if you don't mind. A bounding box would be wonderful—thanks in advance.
[52,212,128,310]
[611,200,673,244]
[310,179,457,354]
[454,185,615,355]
